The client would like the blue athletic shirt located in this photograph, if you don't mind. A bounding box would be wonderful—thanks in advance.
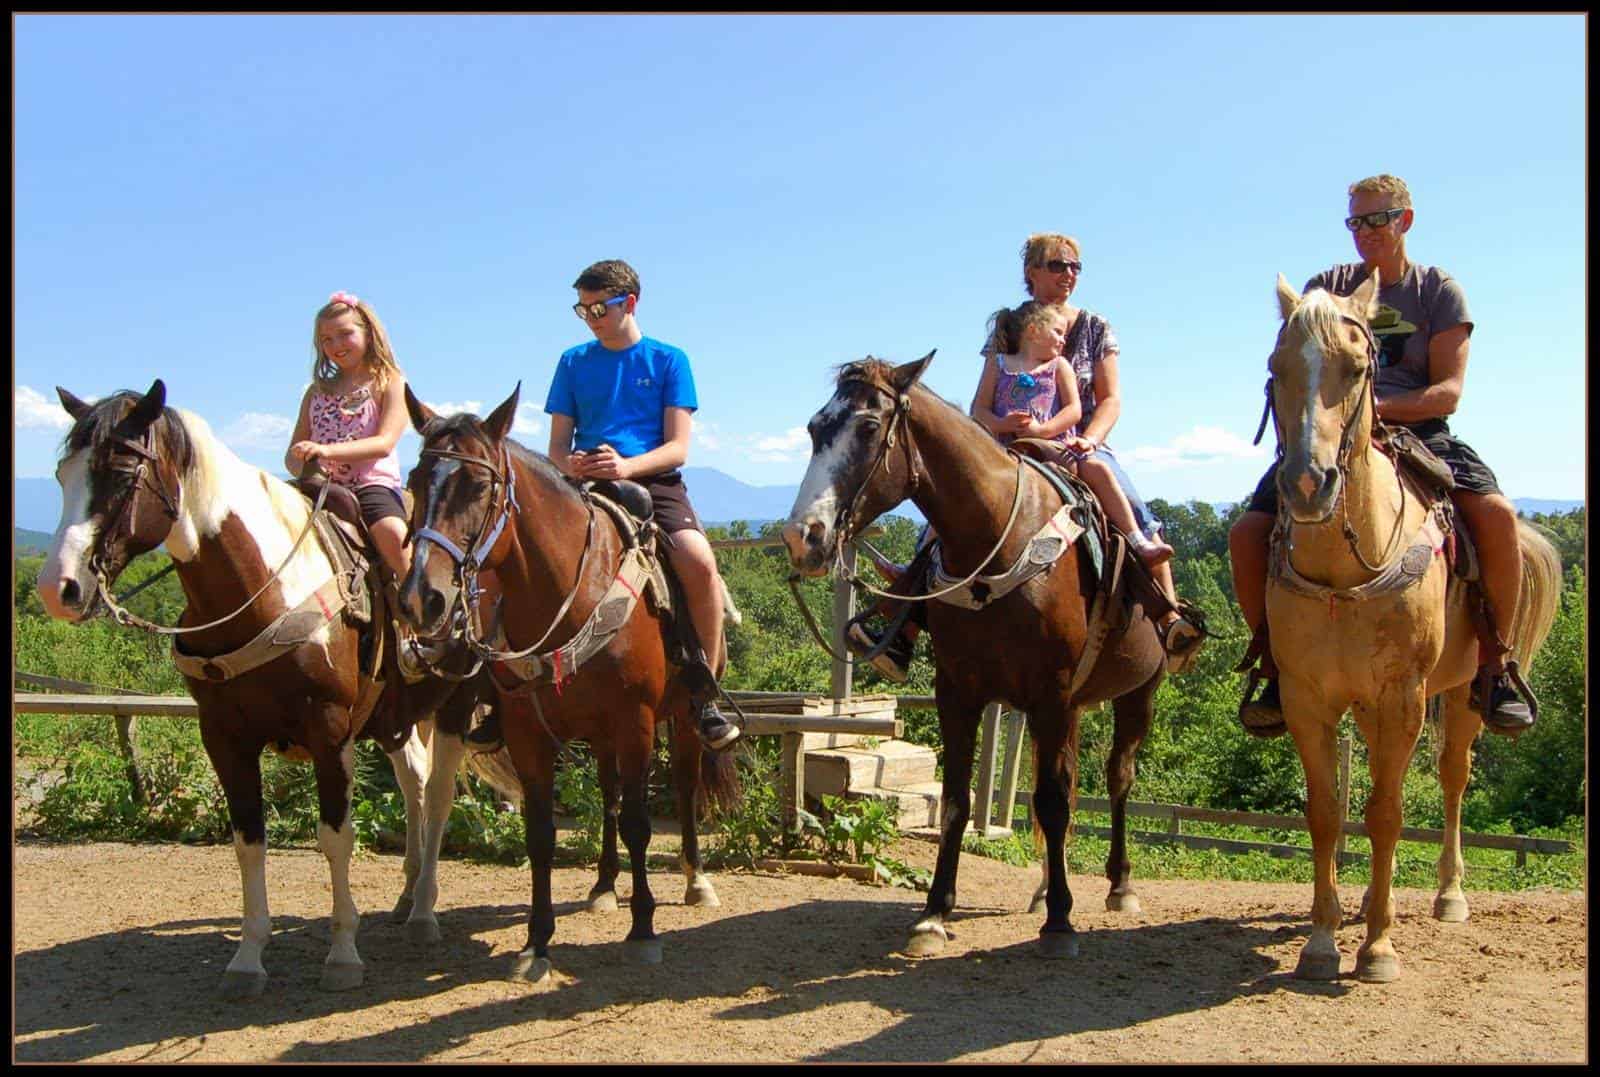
[543,336,699,459]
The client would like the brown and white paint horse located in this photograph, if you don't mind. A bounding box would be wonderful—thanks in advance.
[36,380,496,998]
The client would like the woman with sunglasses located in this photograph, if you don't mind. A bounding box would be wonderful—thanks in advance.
[847,233,1205,684]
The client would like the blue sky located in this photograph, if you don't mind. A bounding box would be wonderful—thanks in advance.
[14,14,1587,507]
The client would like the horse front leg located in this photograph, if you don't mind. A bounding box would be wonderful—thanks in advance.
[510,737,559,986]
[1351,688,1427,982]
[385,718,431,924]
[586,749,622,913]
[405,721,467,945]
[1031,710,1080,959]
[906,683,979,958]
[1282,681,1346,981]
[619,735,661,964]
[312,735,365,991]
[201,722,271,1000]
[1105,682,1157,914]
[673,712,720,908]
[1432,684,1477,923]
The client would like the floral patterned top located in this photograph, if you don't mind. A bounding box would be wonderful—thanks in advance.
[308,382,402,490]
[988,355,1070,446]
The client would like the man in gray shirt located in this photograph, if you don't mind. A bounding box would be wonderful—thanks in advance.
[1229,173,1534,737]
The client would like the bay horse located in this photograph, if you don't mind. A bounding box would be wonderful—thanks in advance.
[1262,274,1561,981]
[782,353,1168,959]
[35,380,501,998]
[398,383,739,984]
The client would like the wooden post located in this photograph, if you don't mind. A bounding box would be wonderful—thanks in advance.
[973,703,1002,834]
[780,731,805,834]
[996,710,1027,834]
[830,544,857,702]
[113,716,146,807]
[1336,734,1353,865]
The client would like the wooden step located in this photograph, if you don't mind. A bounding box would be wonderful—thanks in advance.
[846,780,944,830]
[804,740,938,800]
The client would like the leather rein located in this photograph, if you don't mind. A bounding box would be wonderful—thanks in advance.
[1257,314,1408,575]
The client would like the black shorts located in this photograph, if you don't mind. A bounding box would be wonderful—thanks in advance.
[354,483,406,527]
[640,470,704,535]
[1243,419,1501,516]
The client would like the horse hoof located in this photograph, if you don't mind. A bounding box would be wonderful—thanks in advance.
[219,969,267,1000]
[684,882,721,908]
[511,952,553,984]
[1356,952,1401,983]
[1294,949,1342,981]
[1432,894,1470,923]
[320,961,365,992]
[405,916,442,945]
[903,928,947,958]
[587,891,619,914]
[625,938,663,965]
[390,895,414,923]
[1026,896,1047,916]
[1038,931,1080,959]
[1105,891,1142,915]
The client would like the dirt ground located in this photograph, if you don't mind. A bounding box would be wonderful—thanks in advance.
[13,834,1588,1064]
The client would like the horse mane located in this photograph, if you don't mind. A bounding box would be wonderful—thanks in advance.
[1286,288,1349,356]
[425,412,577,503]
[834,356,1002,445]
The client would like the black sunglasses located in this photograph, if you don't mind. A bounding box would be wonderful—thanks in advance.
[1345,208,1405,232]
[1043,258,1082,274]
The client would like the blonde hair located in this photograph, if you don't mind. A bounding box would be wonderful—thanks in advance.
[985,300,1066,358]
[1348,174,1412,210]
[1020,233,1083,296]
[311,294,401,394]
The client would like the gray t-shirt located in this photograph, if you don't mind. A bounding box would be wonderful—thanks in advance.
[1305,262,1473,401]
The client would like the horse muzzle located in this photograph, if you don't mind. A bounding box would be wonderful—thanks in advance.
[781,518,834,578]
[1278,460,1341,524]
[37,565,100,623]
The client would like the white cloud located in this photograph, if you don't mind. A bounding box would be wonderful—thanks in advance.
[752,427,809,456]
[692,420,723,453]
[1120,426,1269,471]
[513,402,545,438]
[425,399,484,419]
[15,386,75,430]
[222,411,294,448]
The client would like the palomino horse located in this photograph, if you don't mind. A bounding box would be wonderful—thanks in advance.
[783,354,1168,958]
[36,380,498,998]
[1263,275,1561,982]
[398,384,738,984]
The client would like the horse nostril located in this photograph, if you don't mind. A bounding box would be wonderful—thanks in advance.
[805,521,826,548]
[60,578,81,608]
[423,590,445,626]
[1318,468,1340,498]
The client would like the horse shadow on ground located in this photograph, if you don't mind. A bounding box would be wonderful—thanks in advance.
[16,887,1355,1062]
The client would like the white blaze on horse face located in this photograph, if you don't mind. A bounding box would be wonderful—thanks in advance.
[786,394,854,544]
[1294,333,1326,498]
[38,450,97,620]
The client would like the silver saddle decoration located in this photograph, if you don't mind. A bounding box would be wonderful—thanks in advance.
[926,501,1086,611]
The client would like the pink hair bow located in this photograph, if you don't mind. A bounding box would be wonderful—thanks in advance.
[329,291,360,309]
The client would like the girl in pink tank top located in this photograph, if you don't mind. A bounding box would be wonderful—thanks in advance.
[285,291,411,582]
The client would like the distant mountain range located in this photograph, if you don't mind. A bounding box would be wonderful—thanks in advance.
[10,473,1580,541]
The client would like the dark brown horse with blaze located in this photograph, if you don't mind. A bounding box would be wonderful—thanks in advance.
[398,383,738,984]
[35,380,494,999]
[783,354,1168,959]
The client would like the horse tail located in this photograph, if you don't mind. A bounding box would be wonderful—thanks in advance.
[697,743,744,821]
[1510,520,1563,669]
[464,746,524,806]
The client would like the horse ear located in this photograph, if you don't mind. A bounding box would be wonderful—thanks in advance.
[122,379,167,433]
[405,383,437,434]
[57,387,93,421]
[484,382,522,442]
[1349,268,1382,321]
[1275,274,1300,321]
[891,350,936,393]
